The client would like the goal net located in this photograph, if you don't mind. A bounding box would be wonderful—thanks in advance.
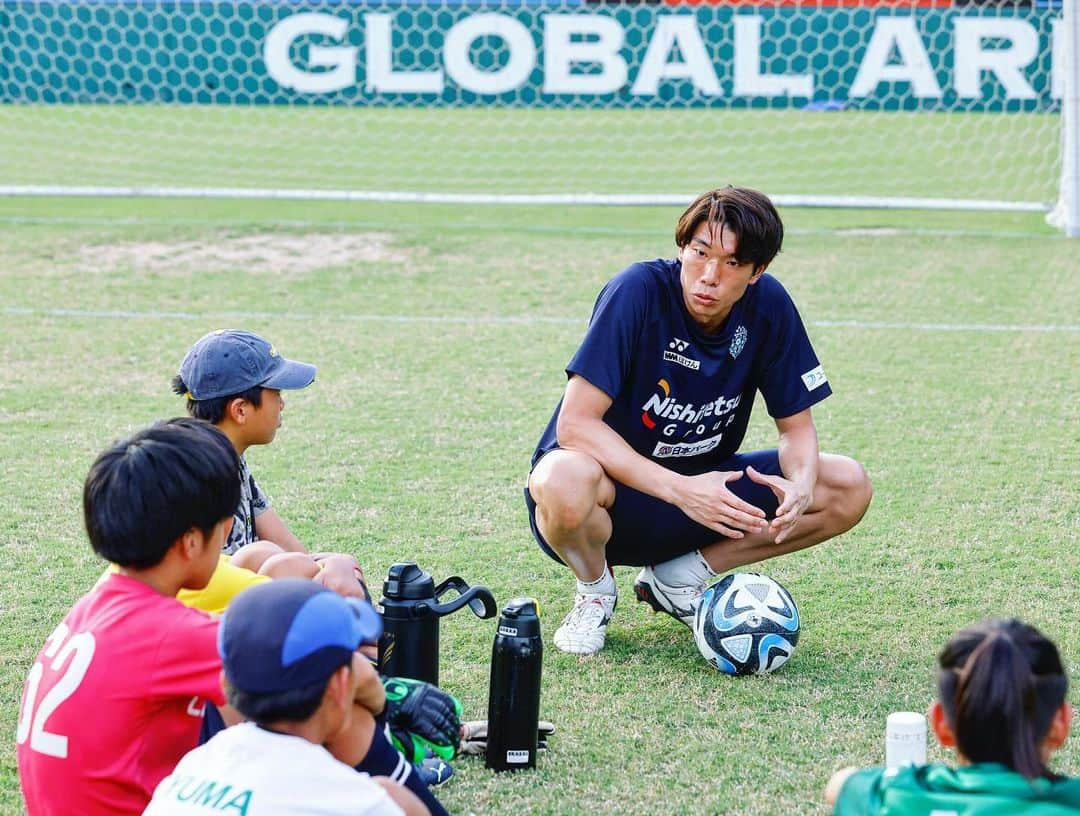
[0,0,1070,217]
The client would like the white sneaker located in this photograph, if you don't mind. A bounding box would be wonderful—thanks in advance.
[633,566,702,629]
[553,593,617,655]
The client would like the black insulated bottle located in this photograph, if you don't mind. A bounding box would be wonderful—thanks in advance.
[485,598,543,772]
[377,562,496,686]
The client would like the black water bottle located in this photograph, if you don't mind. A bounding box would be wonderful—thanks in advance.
[378,562,496,686]
[486,598,543,772]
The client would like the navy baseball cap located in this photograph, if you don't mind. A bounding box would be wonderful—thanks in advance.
[219,579,383,694]
[179,329,316,401]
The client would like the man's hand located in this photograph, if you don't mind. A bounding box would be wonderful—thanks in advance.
[382,677,462,764]
[746,465,813,544]
[672,470,768,539]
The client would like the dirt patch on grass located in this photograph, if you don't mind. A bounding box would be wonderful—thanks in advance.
[78,232,411,276]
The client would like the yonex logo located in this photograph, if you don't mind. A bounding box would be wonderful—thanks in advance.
[664,338,699,370]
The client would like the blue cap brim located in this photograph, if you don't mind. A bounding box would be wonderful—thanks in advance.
[345,597,383,647]
[261,359,317,391]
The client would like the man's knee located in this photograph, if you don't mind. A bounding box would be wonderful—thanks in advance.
[821,455,872,532]
[530,451,609,533]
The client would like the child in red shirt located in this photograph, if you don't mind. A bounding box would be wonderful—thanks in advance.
[17,419,240,816]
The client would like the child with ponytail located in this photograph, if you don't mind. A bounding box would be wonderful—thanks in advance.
[826,618,1078,814]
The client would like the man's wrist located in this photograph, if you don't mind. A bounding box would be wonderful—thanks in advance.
[658,470,684,505]
[791,471,816,496]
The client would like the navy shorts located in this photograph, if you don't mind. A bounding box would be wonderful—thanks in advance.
[525,449,782,568]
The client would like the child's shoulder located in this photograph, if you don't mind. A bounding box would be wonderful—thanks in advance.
[74,573,217,639]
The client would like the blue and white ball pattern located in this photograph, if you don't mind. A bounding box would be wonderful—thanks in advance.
[693,572,800,675]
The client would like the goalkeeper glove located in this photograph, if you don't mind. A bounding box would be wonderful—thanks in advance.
[457,720,555,756]
[382,677,462,764]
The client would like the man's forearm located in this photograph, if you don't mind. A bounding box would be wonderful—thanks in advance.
[557,414,682,505]
[777,422,819,493]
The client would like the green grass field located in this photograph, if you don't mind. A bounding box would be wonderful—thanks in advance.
[0,107,1062,203]
[0,193,1077,816]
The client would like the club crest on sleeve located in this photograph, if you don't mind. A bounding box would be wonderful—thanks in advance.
[729,325,747,359]
[801,365,828,391]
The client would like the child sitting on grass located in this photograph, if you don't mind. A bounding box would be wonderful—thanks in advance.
[826,618,1077,815]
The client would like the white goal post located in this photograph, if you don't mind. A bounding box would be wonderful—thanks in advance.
[0,0,1075,231]
[1049,0,1079,235]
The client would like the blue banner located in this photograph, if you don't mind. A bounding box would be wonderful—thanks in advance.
[0,2,1062,110]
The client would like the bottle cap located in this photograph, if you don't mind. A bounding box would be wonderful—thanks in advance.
[502,598,540,619]
[886,711,925,733]
[497,598,541,638]
[381,562,435,600]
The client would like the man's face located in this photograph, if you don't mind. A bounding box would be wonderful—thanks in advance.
[246,388,284,445]
[678,221,764,334]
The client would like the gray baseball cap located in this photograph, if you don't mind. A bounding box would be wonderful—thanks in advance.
[179,329,316,400]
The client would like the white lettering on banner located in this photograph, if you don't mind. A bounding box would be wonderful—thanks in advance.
[850,17,942,98]
[367,13,443,93]
[954,17,1038,100]
[262,13,1053,101]
[264,13,357,93]
[630,15,721,97]
[653,433,724,458]
[445,14,535,94]
[733,16,812,97]
[543,15,628,95]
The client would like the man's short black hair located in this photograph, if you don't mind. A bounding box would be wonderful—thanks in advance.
[675,186,784,270]
[224,673,338,725]
[171,374,263,425]
[83,418,240,569]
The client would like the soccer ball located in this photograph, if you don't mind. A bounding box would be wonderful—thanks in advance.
[693,572,800,675]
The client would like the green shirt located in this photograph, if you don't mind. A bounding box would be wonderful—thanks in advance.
[835,763,1080,816]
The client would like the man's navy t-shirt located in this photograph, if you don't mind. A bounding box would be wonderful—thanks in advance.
[532,258,831,475]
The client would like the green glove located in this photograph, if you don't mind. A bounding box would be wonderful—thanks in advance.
[382,677,462,764]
